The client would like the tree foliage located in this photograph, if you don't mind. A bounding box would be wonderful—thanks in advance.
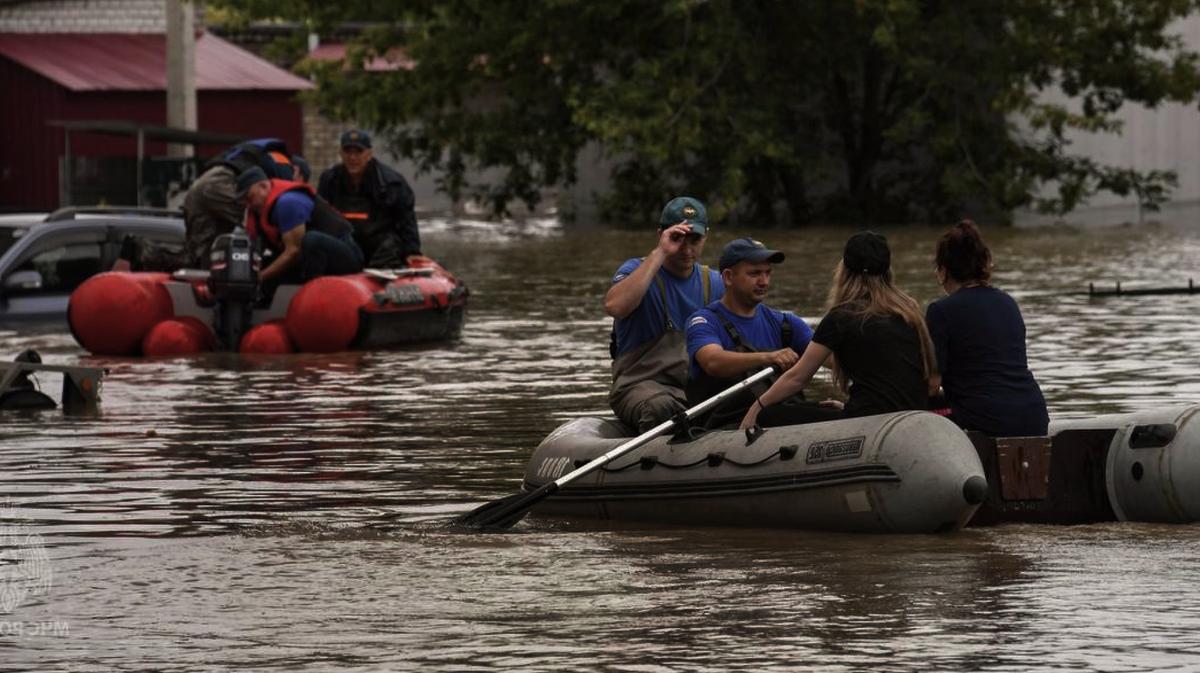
[213,0,1200,225]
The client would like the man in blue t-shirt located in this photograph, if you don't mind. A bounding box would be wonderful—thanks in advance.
[605,196,725,432]
[686,237,827,428]
[237,166,364,285]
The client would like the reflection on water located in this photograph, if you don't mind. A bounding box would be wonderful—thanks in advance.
[3,221,1200,670]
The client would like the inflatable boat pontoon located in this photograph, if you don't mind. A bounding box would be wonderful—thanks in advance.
[522,410,989,534]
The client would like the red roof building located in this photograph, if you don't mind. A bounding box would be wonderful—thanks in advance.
[0,31,313,209]
[304,43,414,72]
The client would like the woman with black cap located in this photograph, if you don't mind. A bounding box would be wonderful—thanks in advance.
[740,231,936,429]
[926,220,1048,436]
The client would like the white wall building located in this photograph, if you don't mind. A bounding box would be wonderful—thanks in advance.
[0,0,169,32]
[1017,15,1200,227]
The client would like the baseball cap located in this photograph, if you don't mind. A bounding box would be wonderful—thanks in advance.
[718,237,785,271]
[659,196,707,236]
[843,231,891,275]
[290,154,311,182]
[340,129,372,149]
[234,166,269,199]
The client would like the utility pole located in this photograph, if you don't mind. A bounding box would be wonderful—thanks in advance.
[166,0,197,158]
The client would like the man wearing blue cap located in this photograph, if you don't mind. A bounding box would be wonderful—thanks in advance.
[685,237,838,428]
[605,196,725,432]
[318,129,424,269]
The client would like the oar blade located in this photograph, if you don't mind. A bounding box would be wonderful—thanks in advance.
[453,482,556,531]
[453,492,529,530]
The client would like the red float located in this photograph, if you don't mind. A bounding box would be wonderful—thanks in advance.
[141,317,215,357]
[68,272,174,355]
[285,276,374,353]
[68,265,467,355]
[239,320,295,354]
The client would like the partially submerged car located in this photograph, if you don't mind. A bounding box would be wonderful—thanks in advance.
[0,207,184,322]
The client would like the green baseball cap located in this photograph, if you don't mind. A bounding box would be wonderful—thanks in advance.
[659,196,708,236]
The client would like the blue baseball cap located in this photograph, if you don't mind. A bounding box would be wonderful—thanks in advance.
[659,196,707,236]
[718,237,785,271]
[290,154,311,182]
[340,129,371,149]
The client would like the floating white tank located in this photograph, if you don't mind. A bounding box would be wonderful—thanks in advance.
[1051,404,1200,523]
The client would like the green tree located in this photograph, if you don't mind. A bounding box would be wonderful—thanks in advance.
[214,0,1200,225]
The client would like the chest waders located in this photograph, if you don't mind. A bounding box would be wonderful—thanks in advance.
[686,310,796,429]
[608,267,711,432]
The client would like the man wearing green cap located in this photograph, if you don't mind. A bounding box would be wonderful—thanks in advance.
[604,196,725,432]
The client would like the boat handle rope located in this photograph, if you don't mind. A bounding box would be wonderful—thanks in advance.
[578,443,799,473]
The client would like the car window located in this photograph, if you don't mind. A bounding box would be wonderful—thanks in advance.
[7,240,103,296]
[0,227,26,258]
[121,225,184,247]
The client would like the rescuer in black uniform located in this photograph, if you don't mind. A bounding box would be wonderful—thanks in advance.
[317,129,424,269]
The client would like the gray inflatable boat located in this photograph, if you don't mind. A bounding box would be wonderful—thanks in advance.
[523,410,988,534]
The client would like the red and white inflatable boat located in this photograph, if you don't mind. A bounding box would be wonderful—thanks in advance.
[67,259,468,356]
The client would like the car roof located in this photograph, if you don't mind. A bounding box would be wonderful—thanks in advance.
[43,206,183,221]
[0,208,184,233]
[0,213,48,229]
[0,206,183,221]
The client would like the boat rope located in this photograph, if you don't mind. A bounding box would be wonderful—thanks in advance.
[589,444,799,473]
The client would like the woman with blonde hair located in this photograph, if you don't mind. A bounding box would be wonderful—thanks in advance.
[740,231,935,429]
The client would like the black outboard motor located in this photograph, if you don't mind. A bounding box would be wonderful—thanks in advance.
[207,228,260,350]
[0,349,56,411]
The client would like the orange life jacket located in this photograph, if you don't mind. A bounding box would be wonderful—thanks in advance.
[244,179,313,250]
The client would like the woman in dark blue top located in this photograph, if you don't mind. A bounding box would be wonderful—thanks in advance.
[926,220,1049,437]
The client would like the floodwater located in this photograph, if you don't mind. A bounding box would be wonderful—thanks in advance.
[2,219,1200,672]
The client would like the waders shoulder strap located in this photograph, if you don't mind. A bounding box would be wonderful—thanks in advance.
[653,273,672,330]
[715,308,794,354]
[715,311,754,353]
[610,262,708,358]
[609,259,671,359]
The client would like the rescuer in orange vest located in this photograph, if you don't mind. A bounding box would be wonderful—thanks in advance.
[235,166,364,286]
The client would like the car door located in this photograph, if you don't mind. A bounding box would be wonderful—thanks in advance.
[0,228,106,321]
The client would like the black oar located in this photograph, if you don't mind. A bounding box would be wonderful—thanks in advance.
[455,366,777,531]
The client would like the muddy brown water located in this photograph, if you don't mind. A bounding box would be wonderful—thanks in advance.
[2,219,1199,671]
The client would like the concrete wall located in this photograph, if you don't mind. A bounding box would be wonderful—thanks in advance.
[1016,15,1200,227]
[0,0,173,32]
